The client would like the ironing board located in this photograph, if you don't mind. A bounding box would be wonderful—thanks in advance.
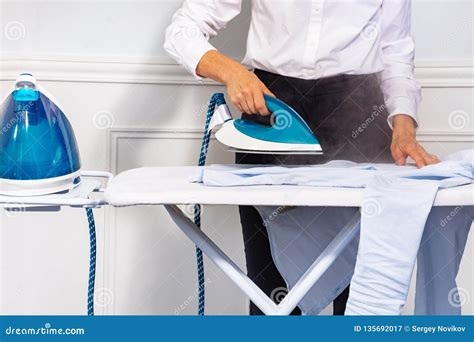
[105,166,474,315]
[0,171,113,209]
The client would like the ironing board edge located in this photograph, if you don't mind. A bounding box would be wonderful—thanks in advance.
[104,167,474,208]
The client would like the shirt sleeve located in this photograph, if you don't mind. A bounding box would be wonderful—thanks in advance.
[164,0,243,79]
[378,0,422,129]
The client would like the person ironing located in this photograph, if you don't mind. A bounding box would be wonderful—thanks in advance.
[164,0,440,315]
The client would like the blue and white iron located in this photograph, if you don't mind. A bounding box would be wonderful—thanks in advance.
[210,94,323,154]
[0,74,82,196]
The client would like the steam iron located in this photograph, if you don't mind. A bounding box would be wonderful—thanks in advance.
[210,94,323,154]
[0,74,82,196]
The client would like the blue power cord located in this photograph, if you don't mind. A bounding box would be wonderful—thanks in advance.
[86,207,96,316]
[83,93,225,316]
[194,93,226,315]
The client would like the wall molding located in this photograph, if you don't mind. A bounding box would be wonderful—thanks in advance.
[107,127,474,172]
[1,56,473,87]
[105,128,220,315]
[416,130,474,142]
[0,58,218,86]
[107,128,217,174]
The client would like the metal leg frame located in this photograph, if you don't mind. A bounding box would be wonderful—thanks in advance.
[164,205,361,316]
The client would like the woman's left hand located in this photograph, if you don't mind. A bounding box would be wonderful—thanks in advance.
[391,115,440,168]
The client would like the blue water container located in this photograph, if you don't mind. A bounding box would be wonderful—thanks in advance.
[0,74,81,196]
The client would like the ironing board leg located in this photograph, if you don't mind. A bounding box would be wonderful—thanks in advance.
[164,204,278,315]
[164,205,360,316]
[274,213,361,315]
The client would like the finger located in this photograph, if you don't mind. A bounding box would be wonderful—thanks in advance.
[239,86,257,114]
[231,98,245,113]
[418,147,438,166]
[407,146,426,168]
[244,94,257,114]
[240,100,252,114]
[254,90,270,116]
[425,154,441,165]
[236,103,245,113]
[415,144,441,166]
[229,94,243,113]
[236,92,252,114]
[391,146,407,166]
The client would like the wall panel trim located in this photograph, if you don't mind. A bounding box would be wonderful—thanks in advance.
[1,56,473,87]
[108,127,474,173]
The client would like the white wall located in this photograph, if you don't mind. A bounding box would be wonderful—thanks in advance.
[0,0,472,315]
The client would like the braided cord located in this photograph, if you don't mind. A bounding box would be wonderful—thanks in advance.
[194,93,225,315]
[86,207,97,316]
[84,94,224,316]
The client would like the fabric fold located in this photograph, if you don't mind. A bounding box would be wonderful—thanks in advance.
[345,176,439,315]
[193,150,473,314]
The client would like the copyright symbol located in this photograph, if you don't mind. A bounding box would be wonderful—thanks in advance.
[404,325,411,332]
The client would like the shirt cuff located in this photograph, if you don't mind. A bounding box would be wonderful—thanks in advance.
[386,97,419,130]
[180,37,217,80]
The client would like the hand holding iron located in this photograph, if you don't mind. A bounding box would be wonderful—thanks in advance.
[391,115,440,168]
[196,50,274,115]
[224,68,275,116]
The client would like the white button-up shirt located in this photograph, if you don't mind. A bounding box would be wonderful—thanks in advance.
[164,0,422,126]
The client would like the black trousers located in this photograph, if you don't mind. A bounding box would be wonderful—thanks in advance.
[236,69,393,315]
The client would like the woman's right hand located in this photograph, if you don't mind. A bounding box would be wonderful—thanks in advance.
[224,67,274,116]
[196,50,274,116]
